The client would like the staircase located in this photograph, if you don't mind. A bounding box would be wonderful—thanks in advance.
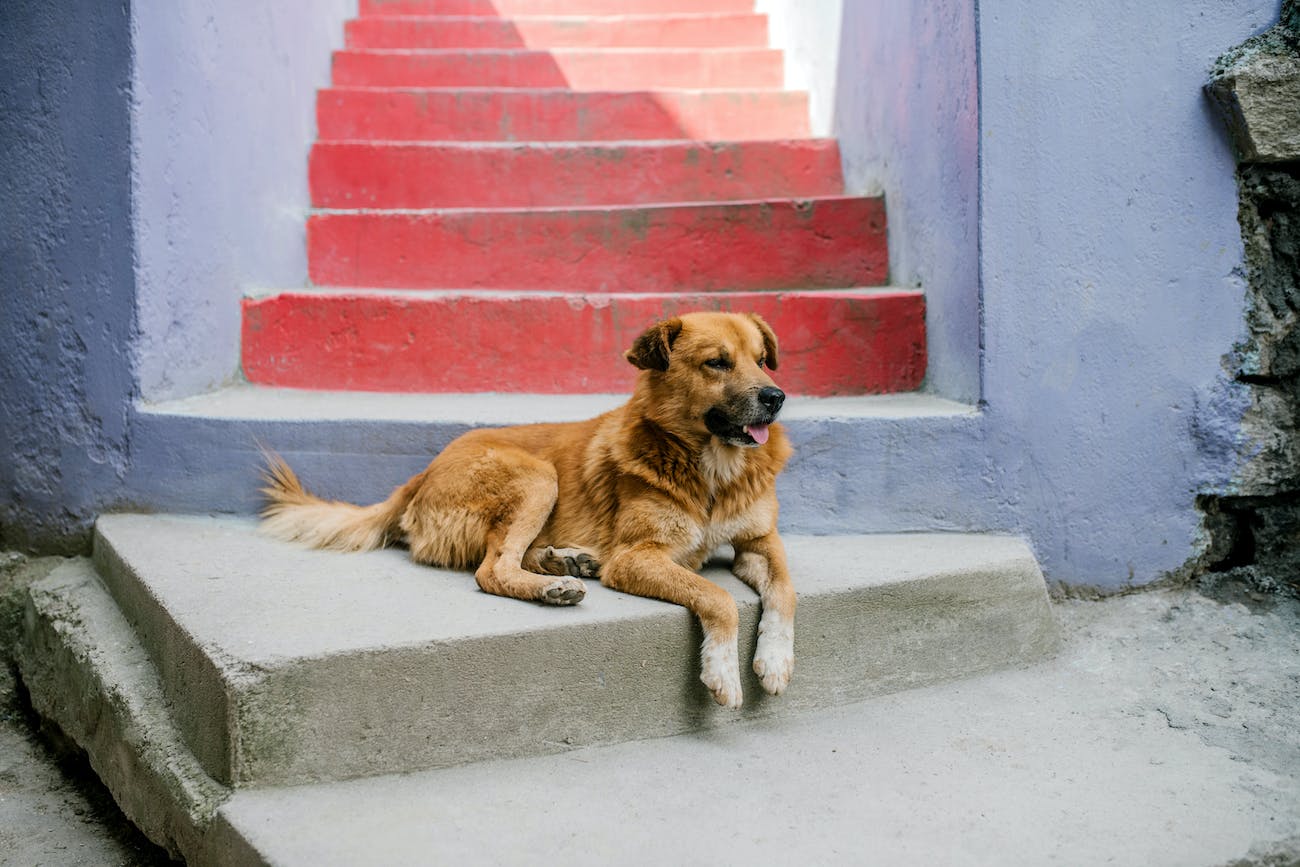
[240,0,926,395]
[16,4,1061,865]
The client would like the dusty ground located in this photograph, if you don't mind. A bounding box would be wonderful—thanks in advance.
[0,550,1297,865]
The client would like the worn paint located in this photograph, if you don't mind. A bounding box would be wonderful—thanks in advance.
[240,290,926,395]
[307,197,888,291]
[308,140,844,209]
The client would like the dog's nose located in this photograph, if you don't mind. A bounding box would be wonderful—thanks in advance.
[758,386,785,414]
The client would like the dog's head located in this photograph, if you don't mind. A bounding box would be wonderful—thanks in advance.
[625,312,784,448]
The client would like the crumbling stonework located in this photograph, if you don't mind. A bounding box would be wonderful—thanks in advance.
[1203,2,1300,596]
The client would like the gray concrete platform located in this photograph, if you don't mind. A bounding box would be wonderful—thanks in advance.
[92,514,1057,788]
[208,588,1300,867]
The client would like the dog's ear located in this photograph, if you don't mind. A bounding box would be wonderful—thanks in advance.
[750,313,780,371]
[625,317,684,371]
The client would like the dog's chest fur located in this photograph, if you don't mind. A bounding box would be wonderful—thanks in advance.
[679,441,773,569]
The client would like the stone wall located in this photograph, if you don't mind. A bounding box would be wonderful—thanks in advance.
[1202,1,1300,594]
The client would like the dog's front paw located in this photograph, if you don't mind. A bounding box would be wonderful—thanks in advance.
[700,634,743,709]
[752,609,794,695]
[540,577,586,605]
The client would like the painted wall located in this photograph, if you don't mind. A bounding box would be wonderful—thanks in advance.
[767,0,1274,585]
[0,0,136,551]
[976,0,1278,583]
[761,0,981,404]
[133,1,355,401]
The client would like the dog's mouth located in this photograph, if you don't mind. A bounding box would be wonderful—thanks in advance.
[704,407,776,447]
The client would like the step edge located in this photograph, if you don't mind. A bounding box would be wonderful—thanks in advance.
[310,137,839,149]
[242,285,918,300]
[350,13,768,22]
[307,193,880,216]
[334,46,781,55]
[318,85,803,94]
[138,385,973,425]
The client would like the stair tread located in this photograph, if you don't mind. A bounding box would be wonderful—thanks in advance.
[140,382,970,423]
[92,513,1056,786]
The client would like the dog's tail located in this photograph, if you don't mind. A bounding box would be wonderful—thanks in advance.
[259,453,414,552]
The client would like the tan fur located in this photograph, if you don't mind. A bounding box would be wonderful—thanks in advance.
[259,312,797,707]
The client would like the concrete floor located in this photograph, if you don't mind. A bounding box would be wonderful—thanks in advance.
[2,551,1298,865]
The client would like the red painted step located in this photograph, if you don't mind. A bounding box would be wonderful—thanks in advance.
[361,0,757,16]
[241,289,927,396]
[346,14,768,50]
[307,196,887,292]
[310,140,844,208]
[316,88,811,142]
[332,49,783,89]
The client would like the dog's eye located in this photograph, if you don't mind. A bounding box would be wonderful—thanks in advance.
[757,356,767,369]
[704,357,731,371]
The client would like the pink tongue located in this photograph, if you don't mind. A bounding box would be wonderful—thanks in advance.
[744,424,770,445]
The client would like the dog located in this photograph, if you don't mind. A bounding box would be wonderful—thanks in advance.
[259,311,795,708]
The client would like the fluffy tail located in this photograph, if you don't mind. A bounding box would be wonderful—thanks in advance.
[259,453,412,552]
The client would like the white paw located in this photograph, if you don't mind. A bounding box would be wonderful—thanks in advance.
[752,609,794,695]
[700,634,743,709]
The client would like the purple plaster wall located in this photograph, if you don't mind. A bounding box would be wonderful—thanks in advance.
[977,0,1278,583]
[0,0,137,551]
[132,1,355,401]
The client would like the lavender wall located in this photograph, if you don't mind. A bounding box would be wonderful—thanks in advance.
[0,0,136,551]
[132,1,354,401]
[977,0,1276,583]
[767,0,1277,585]
[761,0,981,405]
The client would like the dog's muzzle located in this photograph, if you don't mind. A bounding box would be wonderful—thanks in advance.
[705,387,785,447]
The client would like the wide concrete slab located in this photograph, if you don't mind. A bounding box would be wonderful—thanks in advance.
[208,588,1300,867]
[93,514,1056,788]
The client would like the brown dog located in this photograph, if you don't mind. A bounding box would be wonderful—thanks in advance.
[260,311,795,708]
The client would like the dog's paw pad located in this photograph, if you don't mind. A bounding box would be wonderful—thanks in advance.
[541,577,586,605]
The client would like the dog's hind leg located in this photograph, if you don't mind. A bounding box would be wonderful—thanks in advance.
[473,464,587,606]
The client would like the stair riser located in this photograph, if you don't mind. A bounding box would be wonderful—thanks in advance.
[346,15,768,50]
[307,198,888,292]
[316,88,811,142]
[362,0,757,15]
[332,49,784,89]
[241,290,926,395]
[310,141,843,209]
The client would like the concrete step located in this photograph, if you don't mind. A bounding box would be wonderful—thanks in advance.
[308,139,844,209]
[306,196,887,291]
[120,388,988,532]
[89,513,1057,790]
[315,87,812,142]
[331,48,784,89]
[239,288,925,395]
[361,0,758,16]
[345,14,769,50]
